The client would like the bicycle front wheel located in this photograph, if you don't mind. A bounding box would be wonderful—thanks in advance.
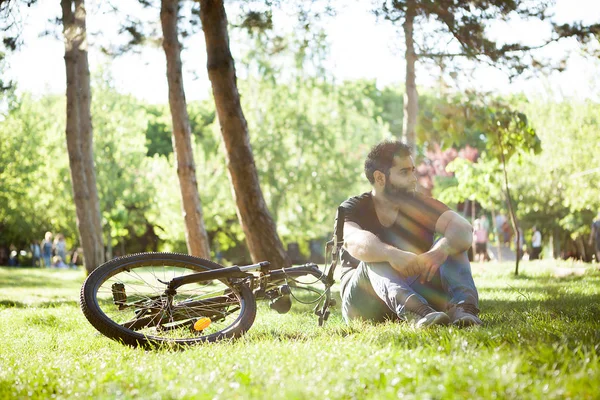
[80,252,256,348]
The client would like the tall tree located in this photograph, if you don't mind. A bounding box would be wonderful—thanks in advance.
[199,0,291,268]
[401,0,418,155]
[61,0,105,273]
[431,95,541,274]
[160,0,210,258]
[375,0,595,154]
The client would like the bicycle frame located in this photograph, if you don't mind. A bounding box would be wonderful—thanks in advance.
[161,207,346,326]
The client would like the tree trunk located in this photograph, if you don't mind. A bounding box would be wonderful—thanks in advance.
[491,208,502,262]
[75,0,105,269]
[161,0,211,258]
[576,236,586,261]
[552,226,561,259]
[497,132,520,275]
[62,0,105,274]
[402,0,418,154]
[106,226,113,260]
[199,0,291,268]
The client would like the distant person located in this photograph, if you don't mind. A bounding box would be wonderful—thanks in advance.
[41,232,54,267]
[495,213,507,245]
[8,244,19,267]
[69,246,83,269]
[51,255,68,269]
[30,240,42,267]
[339,140,481,328]
[54,234,67,264]
[589,212,600,262]
[473,218,490,262]
[514,226,525,261]
[480,214,490,233]
[530,226,542,260]
[501,220,513,245]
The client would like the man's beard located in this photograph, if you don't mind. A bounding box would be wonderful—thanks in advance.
[383,180,415,203]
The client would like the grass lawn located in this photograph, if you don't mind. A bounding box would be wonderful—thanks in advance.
[1,259,599,399]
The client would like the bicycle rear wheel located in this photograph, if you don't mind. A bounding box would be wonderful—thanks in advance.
[80,252,256,348]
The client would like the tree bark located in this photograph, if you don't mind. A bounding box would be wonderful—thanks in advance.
[161,0,211,258]
[62,0,105,273]
[552,226,561,259]
[402,0,418,154]
[497,131,520,275]
[491,208,502,262]
[199,0,291,268]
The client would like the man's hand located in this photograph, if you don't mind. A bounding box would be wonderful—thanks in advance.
[385,248,420,277]
[390,257,421,277]
[416,246,450,283]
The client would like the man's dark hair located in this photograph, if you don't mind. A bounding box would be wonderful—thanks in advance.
[364,140,412,184]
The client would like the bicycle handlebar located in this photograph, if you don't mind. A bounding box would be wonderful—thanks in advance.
[334,206,345,246]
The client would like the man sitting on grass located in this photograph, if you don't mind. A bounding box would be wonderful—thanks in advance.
[339,140,481,328]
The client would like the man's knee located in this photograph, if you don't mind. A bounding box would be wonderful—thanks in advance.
[448,251,470,263]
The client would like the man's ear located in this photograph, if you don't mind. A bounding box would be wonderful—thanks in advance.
[373,170,386,186]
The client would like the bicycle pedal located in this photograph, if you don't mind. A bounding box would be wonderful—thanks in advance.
[111,282,127,307]
[193,317,211,331]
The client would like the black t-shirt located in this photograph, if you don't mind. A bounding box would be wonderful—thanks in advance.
[339,191,449,280]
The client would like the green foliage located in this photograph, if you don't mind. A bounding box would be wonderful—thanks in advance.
[144,101,216,158]
[0,74,173,253]
[242,75,387,242]
[434,155,504,211]
[235,28,389,246]
[144,104,172,158]
[91,77,156,243]
[375,0,558,78]
[484,107,541,162]
[1,28,596,263]
[434,94,599,258]
[418,92,488,152]
[434,95,541,216]
[507,98,600,239]
[0,93,75,247]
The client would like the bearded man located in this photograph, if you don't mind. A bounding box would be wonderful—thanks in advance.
[339,140,482,328]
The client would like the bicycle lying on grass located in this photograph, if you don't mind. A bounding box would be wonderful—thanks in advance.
[80,209,345,348]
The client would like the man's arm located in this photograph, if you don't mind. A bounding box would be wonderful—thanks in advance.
[343,221,419,276]
[417,210,474,282]
[434,210,474,254]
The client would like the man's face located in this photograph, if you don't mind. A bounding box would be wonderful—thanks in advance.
[383,155,417,201]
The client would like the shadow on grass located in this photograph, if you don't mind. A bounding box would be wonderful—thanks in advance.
[480,292,600,315]
[0,300,26,308]
[510,272,599,282]
[250,323,361,342]
[479,275,600,299]
[0,299,79,308]
[479,292,600,347]
[258,285,342,316]
[0,269,84,290]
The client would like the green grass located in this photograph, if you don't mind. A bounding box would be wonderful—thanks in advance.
[1,260,599,399]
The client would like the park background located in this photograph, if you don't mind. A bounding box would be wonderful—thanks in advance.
[1,0,599,269]
[1,1,600,399]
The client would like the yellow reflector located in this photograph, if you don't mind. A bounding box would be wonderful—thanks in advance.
[194,317,211,331]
